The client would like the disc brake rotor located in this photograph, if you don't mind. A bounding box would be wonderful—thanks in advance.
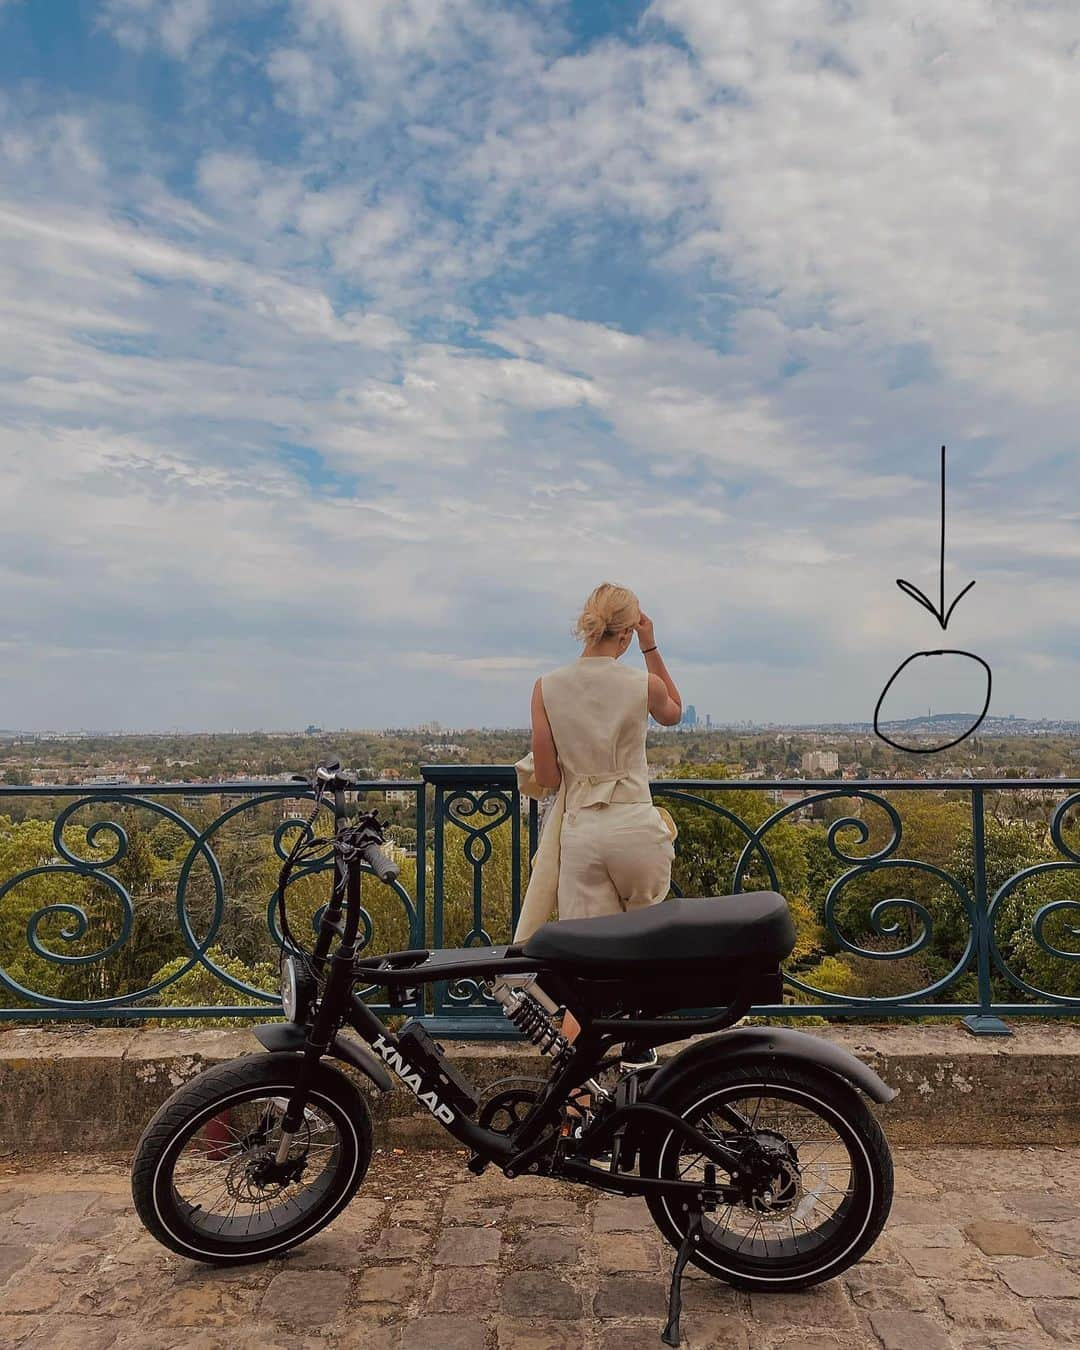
[219,1112,313,1201]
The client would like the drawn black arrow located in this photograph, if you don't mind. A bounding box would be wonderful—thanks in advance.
[896,444,976,630]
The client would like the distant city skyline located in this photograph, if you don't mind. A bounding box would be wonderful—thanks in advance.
[4,711,1078,739]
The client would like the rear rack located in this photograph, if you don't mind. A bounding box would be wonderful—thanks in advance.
[354,944,540,986]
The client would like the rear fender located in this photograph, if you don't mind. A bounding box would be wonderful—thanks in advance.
[642,1026,897,1106]
[252,1023,393,1093]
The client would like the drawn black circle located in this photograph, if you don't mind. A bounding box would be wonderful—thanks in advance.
[873,650,992,754]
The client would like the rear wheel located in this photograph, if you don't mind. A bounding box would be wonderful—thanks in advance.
[132,1053,372,1263]
[640,1060,892,1290]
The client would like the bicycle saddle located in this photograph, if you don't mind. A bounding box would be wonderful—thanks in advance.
[522,892,795,972]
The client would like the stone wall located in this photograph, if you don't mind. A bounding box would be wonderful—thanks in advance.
[1,1023,1077,1155]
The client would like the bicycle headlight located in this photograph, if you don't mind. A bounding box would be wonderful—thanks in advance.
[281,956,301,1022]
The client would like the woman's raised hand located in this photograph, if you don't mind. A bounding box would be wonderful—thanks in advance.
[636,611,656,650]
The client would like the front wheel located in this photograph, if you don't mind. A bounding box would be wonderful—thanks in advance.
[131,1052,373,1263]
[640,1060,893,1291]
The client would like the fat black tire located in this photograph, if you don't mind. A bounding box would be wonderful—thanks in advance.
[640,1060,893,1291]
[131,1052,373,1264]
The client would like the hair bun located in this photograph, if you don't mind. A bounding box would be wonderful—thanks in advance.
[572,583,641,645]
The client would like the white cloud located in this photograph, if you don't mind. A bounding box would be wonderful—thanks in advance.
[159,0,211,57]
[266,47,339,117]
[464,1,1080,420]
[101,0,215,57]
[290,0,552,82]
[0,2,1077,729]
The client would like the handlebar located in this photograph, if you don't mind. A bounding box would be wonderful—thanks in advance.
[296,760,369,795]
[361,841,400,885]
[288,761,401,887]
[277,761,403,967]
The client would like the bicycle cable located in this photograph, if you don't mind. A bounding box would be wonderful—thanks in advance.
[276,782,329,977]
[275,778,388,977]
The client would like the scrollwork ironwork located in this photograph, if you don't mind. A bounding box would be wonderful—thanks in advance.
[4,775,1080,1027]
[435,786,518,1011]
[986,793,1080,1004]
[0,786,420,1016]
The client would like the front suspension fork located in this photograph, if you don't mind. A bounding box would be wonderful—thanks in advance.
[276,858,360,1162]
[276,948,356,1160]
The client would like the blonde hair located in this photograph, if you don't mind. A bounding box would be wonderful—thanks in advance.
[573,582,641,646]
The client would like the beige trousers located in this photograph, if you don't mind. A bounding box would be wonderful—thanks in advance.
[556,801,675,922]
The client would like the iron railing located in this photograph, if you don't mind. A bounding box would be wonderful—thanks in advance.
[1,769,1077,1036]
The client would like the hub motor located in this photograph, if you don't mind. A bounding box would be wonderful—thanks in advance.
[738,1129,802,1216]
[242,1146,309,1196]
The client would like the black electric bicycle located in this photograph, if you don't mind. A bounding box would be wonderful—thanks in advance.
[132,762,896,1345]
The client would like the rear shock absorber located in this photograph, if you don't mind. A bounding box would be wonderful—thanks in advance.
[490,978,568,1057]
[489,977,611,1108]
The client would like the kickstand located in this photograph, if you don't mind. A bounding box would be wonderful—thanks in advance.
[661,1207,702,1347]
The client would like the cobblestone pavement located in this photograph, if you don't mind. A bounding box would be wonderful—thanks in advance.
[2,1145,1080,1349]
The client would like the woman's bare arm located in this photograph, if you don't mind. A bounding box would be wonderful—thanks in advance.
[637,611,682,726]
[647,667,682,726]
[530,678,562,789]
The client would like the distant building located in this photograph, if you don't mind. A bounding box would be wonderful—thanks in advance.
[680,705,698,729]
[801,751,839,775]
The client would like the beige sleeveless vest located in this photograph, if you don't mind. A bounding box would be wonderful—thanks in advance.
[542,656,653,810]
[512,656,654,942]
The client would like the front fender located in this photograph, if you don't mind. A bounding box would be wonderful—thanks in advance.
[643,1026,897,1105]
[252,1023,393,1093]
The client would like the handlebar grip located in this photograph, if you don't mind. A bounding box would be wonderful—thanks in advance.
[361,842,400,884]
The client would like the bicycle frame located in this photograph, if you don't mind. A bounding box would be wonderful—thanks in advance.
[135,768,895,1348]
[269,793,769,1205]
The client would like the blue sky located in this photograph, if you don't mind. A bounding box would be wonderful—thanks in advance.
[0,0,1077,732]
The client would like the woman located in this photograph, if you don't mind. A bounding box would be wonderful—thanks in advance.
[513,583,683,1064]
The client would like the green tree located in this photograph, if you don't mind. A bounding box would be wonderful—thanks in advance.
[147,946,279,1027]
